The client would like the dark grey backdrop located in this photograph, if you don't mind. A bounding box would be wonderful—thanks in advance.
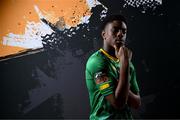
[0,0,180,119]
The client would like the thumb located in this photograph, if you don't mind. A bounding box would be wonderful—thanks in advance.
[113,45,117,51]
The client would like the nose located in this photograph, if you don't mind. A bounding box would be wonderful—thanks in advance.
[116,29,124,38]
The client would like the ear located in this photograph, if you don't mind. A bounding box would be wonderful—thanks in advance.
[101,30,106,40]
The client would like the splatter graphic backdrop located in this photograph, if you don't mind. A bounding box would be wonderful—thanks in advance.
[1,0,180,119]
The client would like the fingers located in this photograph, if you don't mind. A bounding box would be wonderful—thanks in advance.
[113,44,124,53]
[113,45,118,51]
[124,47,132,60]
[120,47,132,60]
[123,47,128,58]
[113,45,133,61]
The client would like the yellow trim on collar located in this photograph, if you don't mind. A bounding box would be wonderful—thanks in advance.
[100,48,119,62]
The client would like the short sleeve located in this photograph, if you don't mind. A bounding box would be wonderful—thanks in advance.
[86,54,114,96]
[129,63,140,94]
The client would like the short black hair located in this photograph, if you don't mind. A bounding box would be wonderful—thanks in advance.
[100,14,127,32]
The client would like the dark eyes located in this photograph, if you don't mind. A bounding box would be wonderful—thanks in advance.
[112,28,127,34]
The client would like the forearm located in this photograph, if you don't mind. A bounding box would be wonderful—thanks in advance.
[127,90,141,109]
[115,61,130,108]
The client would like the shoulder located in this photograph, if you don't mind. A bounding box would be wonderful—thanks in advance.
[86,50,107,71]
[86,50,106,65]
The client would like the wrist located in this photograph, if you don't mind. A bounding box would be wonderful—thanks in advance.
[120,59,129,68]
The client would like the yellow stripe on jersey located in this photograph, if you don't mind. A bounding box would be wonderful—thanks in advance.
[100,83,110,90]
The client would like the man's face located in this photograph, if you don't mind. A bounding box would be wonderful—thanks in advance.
[102,20,127,48]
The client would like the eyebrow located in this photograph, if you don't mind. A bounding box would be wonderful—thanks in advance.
[113,26,127,30]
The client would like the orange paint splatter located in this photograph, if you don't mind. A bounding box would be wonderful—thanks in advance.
[0,0,92,58]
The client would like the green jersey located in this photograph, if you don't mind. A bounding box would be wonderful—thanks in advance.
[85,48,140,120]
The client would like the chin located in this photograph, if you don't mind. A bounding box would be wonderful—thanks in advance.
[115,42,123,48]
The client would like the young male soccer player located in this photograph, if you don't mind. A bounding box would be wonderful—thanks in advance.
[85,15,141,119]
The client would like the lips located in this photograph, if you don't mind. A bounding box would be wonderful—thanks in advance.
[115,40,124,44]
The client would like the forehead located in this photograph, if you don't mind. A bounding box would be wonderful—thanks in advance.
[105,20,127,29]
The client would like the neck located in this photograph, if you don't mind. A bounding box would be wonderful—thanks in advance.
[103,44,116,58]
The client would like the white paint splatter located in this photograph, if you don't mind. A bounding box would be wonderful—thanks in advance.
[3,21,53,49]
[123,0,162,9]
[34,5,44,19]
[78,0,108,24]
[79,15,91,24]
[86,0,101,8]
[85,0,108,21]
[2,5,53,49]
[155,0,162,4]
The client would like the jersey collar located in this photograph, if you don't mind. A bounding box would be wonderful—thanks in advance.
[99,48,119,62]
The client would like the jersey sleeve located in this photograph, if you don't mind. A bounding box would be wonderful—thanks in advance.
[129,63,140,94]
[86,54,114,96]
